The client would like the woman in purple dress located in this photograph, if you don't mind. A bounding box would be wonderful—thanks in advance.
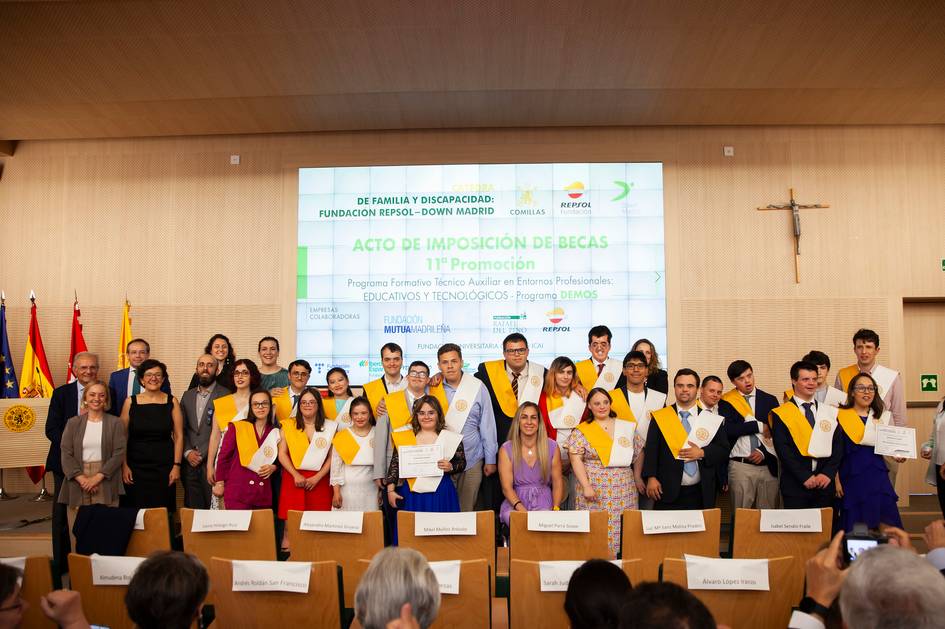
[499,402,564,531]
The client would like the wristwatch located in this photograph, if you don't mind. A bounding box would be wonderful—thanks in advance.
[798,596,831,617]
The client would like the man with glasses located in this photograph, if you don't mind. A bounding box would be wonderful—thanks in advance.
[180,354,228,509]
[575,325,622,392]
[363,343,407,417]
[285,360,313,417]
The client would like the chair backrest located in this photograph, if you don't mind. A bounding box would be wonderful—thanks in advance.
[67,553,133,629]
[620,508,721,581]
[508,511,609,562]
[12,556,55,629]
[509,558,641,629]
[209,558,341,629]
[397,511,495,581]
[125,507,172,557]
[661,556,798,629]
[286,509,385,607]
[731,507,831,602]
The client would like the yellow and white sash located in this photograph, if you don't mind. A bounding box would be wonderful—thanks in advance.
[482,360,545,417]
[627,388,667,440]
[392,429,463,493]
[837,408,890,447]
[213,394,248,432]
[429,373,481,434]
[332,427,375,466]
[547,391,585,453]
[575,418,635,467]
[233,422,281,472]
[363,378,389,415]
[283,420,338,471]
[722,388,775,457]
[575,358,621,391]
[771,402,836,458]
[384,389,415,432]
[651,407,722,459]
[272,389,294,423]
[838,364,897,401]
[323,396,355,428]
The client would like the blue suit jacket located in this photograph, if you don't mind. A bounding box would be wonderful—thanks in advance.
[108,367,171,415]
[45,381,79,474]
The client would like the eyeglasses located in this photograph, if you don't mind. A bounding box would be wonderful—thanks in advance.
[142,373,163,381]
[504,348,528,355]
[408,371,429,378]
[625,363,647,370]
[853,386,877,393]
[298,399,318,406]
[233,370,251,377]
[289,371,310,378]
[251,401,271,408]
[590,342,610,349]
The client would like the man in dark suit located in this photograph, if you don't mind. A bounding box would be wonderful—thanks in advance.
[771,361,844,509]
[644,369,730,510]
[108,338,170,415]
[720,360,780,510]
[179,354,227,509]
[698,375,736,493]
[45,351,98,576]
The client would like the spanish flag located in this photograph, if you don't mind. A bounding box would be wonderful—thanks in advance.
[66,296,88,383]
[19,294,54,398]
[117,299,132,369]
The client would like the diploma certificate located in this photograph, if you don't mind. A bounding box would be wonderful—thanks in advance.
[399,444,444,478]
[874,425,917,459]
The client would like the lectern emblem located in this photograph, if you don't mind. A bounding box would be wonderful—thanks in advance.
[3,405,35,433]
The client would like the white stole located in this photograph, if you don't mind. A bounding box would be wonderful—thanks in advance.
[808,404,839,458]
[681,410,724,453]
[859,410,892,447]
[633,389,667,440]
[411,430,464,494]
[871,365,898,402]
[444,374,482,434]
[593,358,622,390]
[608,418,637,467]
[299,420,339,471]
[333,398,355,428]
[518,361,545,404]
[548,391,586,454]
[247,429,281,473]
[349,428,376,466]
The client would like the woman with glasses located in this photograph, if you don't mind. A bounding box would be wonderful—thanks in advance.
[215,389,280,510]
[835,372,902,531]
[120,359,184,510]
[207,359,259,508]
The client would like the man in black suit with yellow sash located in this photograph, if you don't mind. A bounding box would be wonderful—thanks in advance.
[771,361,844,509]
[643,369,729,510]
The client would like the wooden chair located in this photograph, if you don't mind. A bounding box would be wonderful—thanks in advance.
[509,558,642,629]
[620,508,721,581]
[9,556,55,628]
[508,511,609,562]
[397,511,495,584]
[731,507,831,602]
[210,558,342,629]
[661,556,798,629]
[67,553,133,629]
[286,509,384,607]
[125,507,172,557]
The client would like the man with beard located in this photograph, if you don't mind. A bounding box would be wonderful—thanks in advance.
[180,354,228,508]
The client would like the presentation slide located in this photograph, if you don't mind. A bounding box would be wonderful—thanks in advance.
[297,163,665,384]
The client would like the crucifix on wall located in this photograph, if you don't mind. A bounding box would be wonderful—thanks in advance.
[758,188,830,283]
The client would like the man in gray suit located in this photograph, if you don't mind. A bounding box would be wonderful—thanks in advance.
[180,354,227,508]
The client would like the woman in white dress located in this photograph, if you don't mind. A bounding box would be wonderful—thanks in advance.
[331,396,380,512]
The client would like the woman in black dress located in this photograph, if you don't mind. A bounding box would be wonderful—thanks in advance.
[121,359,184,510]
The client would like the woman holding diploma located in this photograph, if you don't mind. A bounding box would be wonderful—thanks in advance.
[567,388,644,558]
[498,402,563,528]
[836,373,902,531]
[214,389,280,510]
[207,359,258,506]
[331,396,380,511]
[324,367,355,428]
[386,396,465,543]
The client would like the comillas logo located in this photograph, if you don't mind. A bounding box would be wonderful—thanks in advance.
[546,307,565,324]
[564,182,585,199]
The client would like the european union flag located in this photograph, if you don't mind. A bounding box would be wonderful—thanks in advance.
[1,300,19,398]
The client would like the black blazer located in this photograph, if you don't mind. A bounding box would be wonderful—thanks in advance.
[474,361,547,445]
[770,398,844,498]
[643,404,730,507]
[45,381,79,474]
[721,387,780,478]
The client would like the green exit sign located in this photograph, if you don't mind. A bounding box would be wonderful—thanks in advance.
[921,374,939,392]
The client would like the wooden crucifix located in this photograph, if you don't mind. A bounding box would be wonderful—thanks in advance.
[758,188,830,283]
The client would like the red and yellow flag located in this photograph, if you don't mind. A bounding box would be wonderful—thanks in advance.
[117,299,132,369]
[66,297,88,383]
[19,294,54,398]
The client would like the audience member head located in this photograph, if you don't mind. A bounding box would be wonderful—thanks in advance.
[0,563,26,629]
[124,551,208,629]
[564,559,631,629]
[248,389,275,427]
[842,372,885,417]
[631,338,662,375]
[136,359,168,391]
[619,581,716,629]
[72,351,99,386]
[840,544,945,629]
[544,356,577,396]
[228,358,261,392]
[354,547,440,629]
[295,386,326,431]
[587,325,612,362]
[349,395,376,428]
[509,402,550,481]
[204,333,235,368]
[585,387,616,422]
[125,338,151,368]
[326,366,353,398]
[410,395,446,434]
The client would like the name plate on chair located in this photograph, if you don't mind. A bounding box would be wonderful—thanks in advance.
[684,555,769,591]
[191,509,252,532]
[415,512,477,536]
[134,510,146,530]
[527,510,589,533]
[641,510,705,534]
[759,508,822,532]
[232,560,311,593]
[300,510,364,534]
[91,555,145,586]
[538,561,584,592]
[428,560,461,595]
[0,557,26,572]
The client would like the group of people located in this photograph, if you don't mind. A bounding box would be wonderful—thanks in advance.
[45,326,945,573]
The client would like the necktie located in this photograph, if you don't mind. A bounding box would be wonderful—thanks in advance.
[679,411,698,476]
[511,372,521,398]
[745,394,760,451]
[802,402,815,427]
[292,394,300,414]
[596,363,604,376]
[131,368,141,395]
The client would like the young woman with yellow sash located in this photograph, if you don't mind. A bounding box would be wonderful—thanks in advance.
[567,388,644,558]
[836,373,902,532]
[324,367,355,428]
[214,389,279,510]
[277,387,335,515]
[331,396,380,511]
[206,359,258,506]
[538,357,585,508]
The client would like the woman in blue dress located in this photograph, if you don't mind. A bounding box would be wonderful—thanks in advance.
[385,395,465,544]
[836,372,902,532]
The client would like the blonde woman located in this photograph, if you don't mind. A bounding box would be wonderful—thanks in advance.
[498,402,563,528]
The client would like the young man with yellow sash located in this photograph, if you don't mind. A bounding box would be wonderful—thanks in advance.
[771,361,844,509]
[643,369,729,510]
[575,325,622,392]
[614,351,667,441]
[429,343,497,512]
[720,360,780,510]
[362,343,407,417]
